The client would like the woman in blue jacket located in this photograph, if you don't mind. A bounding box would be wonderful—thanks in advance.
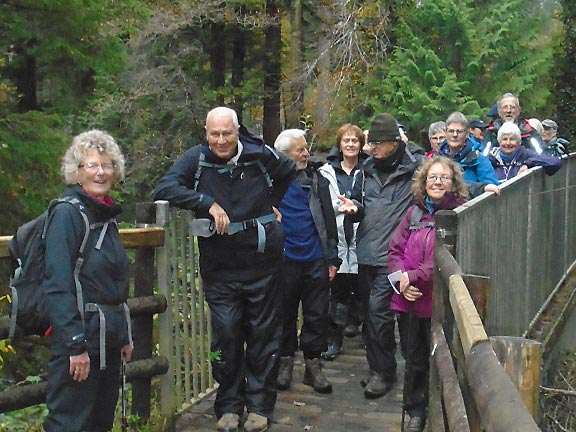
[438,112,500,198]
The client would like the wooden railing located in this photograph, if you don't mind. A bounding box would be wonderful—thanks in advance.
[0,204,169,426]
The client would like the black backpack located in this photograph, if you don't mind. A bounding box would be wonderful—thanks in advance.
[8,197,91,338]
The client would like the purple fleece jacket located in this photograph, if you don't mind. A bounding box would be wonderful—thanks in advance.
[388,193,466,318]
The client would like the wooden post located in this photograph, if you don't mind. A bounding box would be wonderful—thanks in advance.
[490,336,542,421]
[131,202,156,422]
[466,341,540,431]
[156,201,176,432]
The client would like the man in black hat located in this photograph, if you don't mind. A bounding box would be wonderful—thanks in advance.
[338,113,424,399]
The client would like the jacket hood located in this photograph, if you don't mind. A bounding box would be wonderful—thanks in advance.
[201,124,267,163]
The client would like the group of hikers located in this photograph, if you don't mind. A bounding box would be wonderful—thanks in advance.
[36,90,570,432]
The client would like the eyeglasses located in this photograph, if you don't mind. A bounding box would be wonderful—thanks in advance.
[446,129,467,136]
[427,175,453,183]
[429,136,445,142]
[79,162,115,173]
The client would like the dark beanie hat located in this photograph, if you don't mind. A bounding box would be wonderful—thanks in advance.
[369,113,400,141]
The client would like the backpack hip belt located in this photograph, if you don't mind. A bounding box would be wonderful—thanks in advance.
[85,302,133,370]
[189,213,276,253]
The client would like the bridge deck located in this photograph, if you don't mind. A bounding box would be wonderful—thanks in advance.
[175,334,405,431]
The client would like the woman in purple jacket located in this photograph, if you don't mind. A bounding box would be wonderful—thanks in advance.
[388,156,468,431]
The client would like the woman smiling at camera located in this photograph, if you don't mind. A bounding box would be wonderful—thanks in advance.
[487,121,561,183]
[438,112,500,197]
[43,130,133,432]
[387,156,468,432]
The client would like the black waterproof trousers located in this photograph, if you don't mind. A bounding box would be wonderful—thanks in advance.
[327,273,360,346]
[279,257,329,359]
[203,271,282,420]
[44,350,121,432]
[358,264,397,381]
[398,311,430,418]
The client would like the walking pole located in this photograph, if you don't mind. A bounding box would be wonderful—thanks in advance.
[121,356,128,432]
[401,302,414,432]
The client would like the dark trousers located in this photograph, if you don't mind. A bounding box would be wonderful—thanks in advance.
[279,257,329,359]
[327,273,360,346]
[358,264,397,381]
[203,271,281,419]
[398,311,430,417]
[44,351,121,432]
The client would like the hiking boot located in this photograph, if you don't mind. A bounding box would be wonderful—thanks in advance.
[363,372,394,399]
[360,369,374,387]
[343,324,359,338]
[216,413,240,432]
[407,415,425,432]
[303,358,333,393]
[244,413,268,432]
[321,342,341,361]
[276,356,294,390]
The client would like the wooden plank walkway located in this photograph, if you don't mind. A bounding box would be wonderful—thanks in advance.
[175,333,405,431]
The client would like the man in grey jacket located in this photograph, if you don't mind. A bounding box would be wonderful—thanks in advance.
[338,113,424,399]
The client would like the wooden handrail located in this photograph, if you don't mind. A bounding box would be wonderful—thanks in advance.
[0,227,165,259]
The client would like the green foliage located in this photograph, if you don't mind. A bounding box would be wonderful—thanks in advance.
[0,112,70,233]
[0,404,47,431]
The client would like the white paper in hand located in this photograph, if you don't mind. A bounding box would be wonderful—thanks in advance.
[387,270,402,295]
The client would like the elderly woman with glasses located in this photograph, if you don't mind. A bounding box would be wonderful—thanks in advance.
[425,121,446,158]
[388,156,468,431]
[438,112,500,197]
[43,130,133,432]
[488,122,561,183]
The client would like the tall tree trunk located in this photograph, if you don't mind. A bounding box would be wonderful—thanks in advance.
[556,0,576,143]
[210,23,226,106]
[11,40,38,112]
[231,28,246,124]
[262,0,282,145]
[285,0,304,129]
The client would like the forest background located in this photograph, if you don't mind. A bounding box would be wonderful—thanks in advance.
[1,0,575,230]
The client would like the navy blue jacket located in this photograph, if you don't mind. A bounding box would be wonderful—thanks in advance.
[43,185,130,357]
[488,146,561,182]
[154,127,297,281]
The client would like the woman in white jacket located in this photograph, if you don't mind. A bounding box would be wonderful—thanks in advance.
[318,123,368,359]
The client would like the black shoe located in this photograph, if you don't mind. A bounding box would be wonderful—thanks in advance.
[406,415,425,432]
[360,369,373,387]
[343,324,359,338]
[363,373,394,399]
[321,342,341,361]
[303,358,333,393]
[277,356,294,391]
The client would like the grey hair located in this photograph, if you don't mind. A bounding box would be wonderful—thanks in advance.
[528,118,543,135]
[206,107,239,128]
[498,92,520,109]
[61,130,125,184]
[274,129,306,154]
[446,112,469,129]
[428,121,446,137]
[497,121,522,144]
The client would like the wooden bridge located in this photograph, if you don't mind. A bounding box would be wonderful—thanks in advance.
[0,155,575,431]
[174,333,405,432]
